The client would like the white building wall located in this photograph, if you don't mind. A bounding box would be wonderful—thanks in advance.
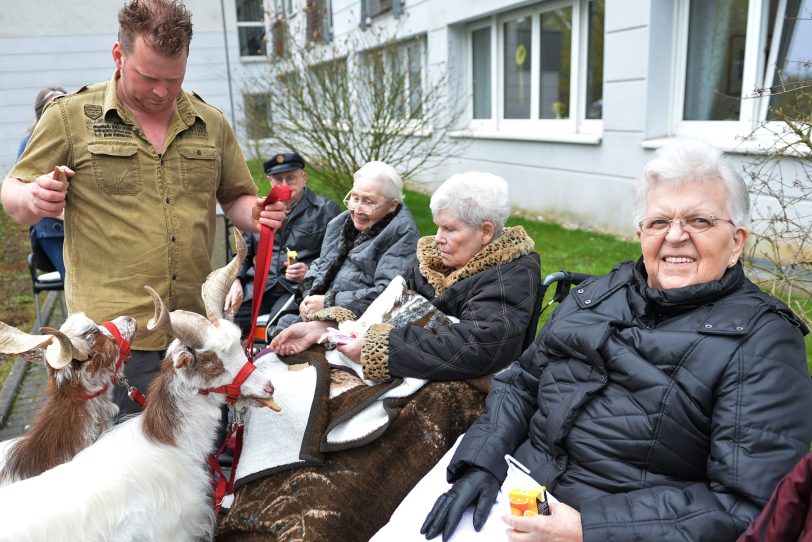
[0,0,242,174]
[2,0,809,239]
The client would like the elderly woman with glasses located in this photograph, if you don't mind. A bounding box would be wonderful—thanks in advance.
[407,139,812,542]
[272,161,419,331]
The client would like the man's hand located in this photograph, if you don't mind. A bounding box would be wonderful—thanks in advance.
[224,279,243,312]
[269,320,331,356]
[284,261,308,283]
[251,197,286,231]
[502,501,583,542]
[1,168,73,225]
[421,467,500,541]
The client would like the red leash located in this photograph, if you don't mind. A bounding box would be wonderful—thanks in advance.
[211,184,291,513]
[245,184,292,357]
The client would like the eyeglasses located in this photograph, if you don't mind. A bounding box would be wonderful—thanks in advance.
[342,191,390,215]
[638,214,735,236]
[268,171,304,185]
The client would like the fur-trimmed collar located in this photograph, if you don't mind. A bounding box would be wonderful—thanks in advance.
[418,226,535,295]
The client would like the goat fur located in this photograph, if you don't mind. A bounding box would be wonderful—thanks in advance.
[0,317,274,542]
[0,314,135,486]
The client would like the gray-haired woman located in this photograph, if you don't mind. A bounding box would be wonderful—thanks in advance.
[273,161,419,331]
[414,139,812,542]
[272,171,541,382]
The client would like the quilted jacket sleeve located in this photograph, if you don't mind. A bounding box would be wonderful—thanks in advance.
[580,314,812,542]
[363,254,540,381]
[446,346,542,481]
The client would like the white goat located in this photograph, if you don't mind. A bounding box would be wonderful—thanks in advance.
[0,230,277,542]
[0,313,135,485]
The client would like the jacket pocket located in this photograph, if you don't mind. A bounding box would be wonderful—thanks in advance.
[178,145,219,193]
[88,141,141,195]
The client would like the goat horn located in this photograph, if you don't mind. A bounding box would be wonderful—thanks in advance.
[201,228,247,323]
[41,327,86,369]
[0,321,53,355]
[145,286,212,351]
[145,285,171,332]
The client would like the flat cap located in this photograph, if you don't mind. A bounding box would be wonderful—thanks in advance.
[264,152,306,175]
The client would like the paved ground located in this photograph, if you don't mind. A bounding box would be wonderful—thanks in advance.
[0,216,232,440]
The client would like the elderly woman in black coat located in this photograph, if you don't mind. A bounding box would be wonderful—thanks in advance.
[417,139,812,542]
[270,171,542,382]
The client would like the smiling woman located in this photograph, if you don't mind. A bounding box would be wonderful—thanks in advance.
[635,139,750,292]
[414,139,812,542]
[270,161,420,332]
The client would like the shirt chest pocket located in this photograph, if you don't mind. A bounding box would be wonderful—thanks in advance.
[178,145,219,193]
[88,142,142,196]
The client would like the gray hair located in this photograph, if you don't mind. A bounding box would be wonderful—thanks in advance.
[430,172,511,237]
[633,139,750,228]
[353,161,404,201]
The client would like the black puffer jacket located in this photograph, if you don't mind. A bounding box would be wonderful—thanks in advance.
[449,259,812,542]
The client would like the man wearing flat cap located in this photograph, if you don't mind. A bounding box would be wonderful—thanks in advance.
[225,152,341,334]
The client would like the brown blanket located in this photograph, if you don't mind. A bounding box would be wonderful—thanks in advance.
[216,364,490,542]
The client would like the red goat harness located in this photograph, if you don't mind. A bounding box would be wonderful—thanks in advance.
[77,320,132,401]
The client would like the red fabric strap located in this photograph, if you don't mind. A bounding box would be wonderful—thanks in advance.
[204,360,257,404]
[246,185,292,356]
[101,320,131,374]
[210,421,246,515]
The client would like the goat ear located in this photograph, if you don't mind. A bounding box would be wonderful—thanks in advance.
[173,350,195,369]
[87,334,118,378]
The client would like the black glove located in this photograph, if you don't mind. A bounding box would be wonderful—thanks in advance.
[420,466,500,541]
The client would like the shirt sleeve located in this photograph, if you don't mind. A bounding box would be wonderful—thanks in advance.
[10,101,70,182]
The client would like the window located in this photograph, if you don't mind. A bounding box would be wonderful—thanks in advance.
[236,0,267,57]
[360,0,404,27]
[471,27,492,119]
[675,0,812,136]
[364,36,426,120]
[306,0,332,43]
[244,93,272,139]
[467,0,604,135]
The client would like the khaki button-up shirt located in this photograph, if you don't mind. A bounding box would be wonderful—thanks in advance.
[11,73,257,349]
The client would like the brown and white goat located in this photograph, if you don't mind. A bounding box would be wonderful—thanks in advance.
[0,313,136,485]
[0,230,276,542]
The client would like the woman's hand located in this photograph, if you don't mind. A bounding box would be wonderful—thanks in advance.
[270,320,330,356]
[299,295,326,321]
[224,279,243,311]
[502,501,583,542]
[336,334,365,363]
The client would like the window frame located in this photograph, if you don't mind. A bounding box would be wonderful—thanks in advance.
[363,35,428,127]
[464,0,603,140]
[236,0,268,60]
[671,0,802,144]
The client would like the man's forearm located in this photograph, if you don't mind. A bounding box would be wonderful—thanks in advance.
[221,194,259,234]
[1,176,39,226]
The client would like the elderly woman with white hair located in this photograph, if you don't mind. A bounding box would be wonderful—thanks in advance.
[272,160,419,331]
[272,170,541,381]
[408,139,812,542]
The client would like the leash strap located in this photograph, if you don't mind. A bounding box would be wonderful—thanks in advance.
[210,414,246,515]
[246,185,292,357]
